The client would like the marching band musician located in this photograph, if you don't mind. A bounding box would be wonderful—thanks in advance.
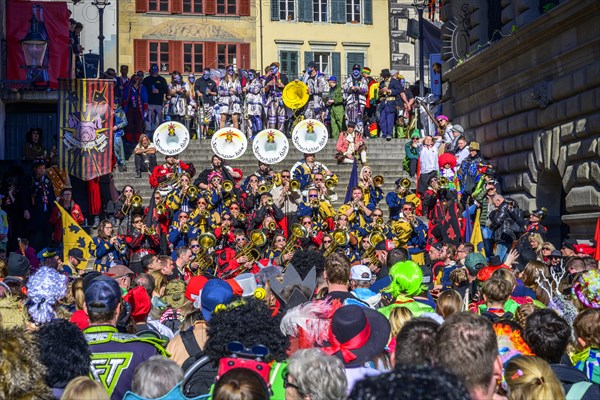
[168,210,199,252]
[358,166,382,209]
[265,233,292,267]
[125,214,160,274]
[313,172,338,204]
[114,185,139,235]
[339,187,373,231]
[401,201,428,265]
[342,64,368,133]
[92,219,127,272]
[227,202,247,231]
[271,169,302,222]
[195,155,242,189]
[244,161,273,187]
[302,61,328,122]
[243,69,264,138]
[297,215,324,248]
[214,211,235,245]
[205,171,230,214]
[149,154,195,190]
[423,176,461,247]
[386,177,421,221]
[292,153,336,193]
[250,193,284,231]
[216,229,260,279]
[264,62,288,132]
[149,191,170,254]
[188,238,204,276]
[357,208,393,242]
[166,71,189,123]
[189,196,216,235]
[242,174,262,214]
[218,64,243,130]
[165,172,195,213]
[296,188,336,229]
[193,68,218,139]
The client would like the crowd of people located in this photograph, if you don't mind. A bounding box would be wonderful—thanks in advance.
[2,59,600,400]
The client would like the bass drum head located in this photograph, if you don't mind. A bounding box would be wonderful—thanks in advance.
[211,127,248,160]
[291,119,328,154]
[153,121,190,155]
[252,129,289,165]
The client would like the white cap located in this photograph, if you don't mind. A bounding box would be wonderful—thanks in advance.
[234,273,257,297]
[390,69,399,76]
[350,265,372,281]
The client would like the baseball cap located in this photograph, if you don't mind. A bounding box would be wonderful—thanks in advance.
[201,279,234,321]
[420,265,434,291]
[464,252,486,274]
[328,75,337,82]
[107,265,134,279]
[351,265,372,282]
[150,64,159,72]
[84,276,121,313]
[185,275,209,303]
[561,238,577,251]
[352,63,361,70]
[68,248,86,262]
[430,242,444,252]
[390,69,398,76]
[307,61,317,68]
[550,250,562,258]
[451,124,464,134]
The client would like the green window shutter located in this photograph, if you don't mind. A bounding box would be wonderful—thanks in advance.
[331,0,345,24]
[271,0,280,21]
[304,51,314,70]
[280,50,289,76]
[290,51,299,78]
[347,52,365,73]
[332,52,341,79]
[363,0,372,24]
[298,0,314,22]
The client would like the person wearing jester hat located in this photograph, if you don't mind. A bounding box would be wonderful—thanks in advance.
[378,260,436,318]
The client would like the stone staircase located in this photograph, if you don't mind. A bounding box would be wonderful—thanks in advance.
[113,137,413,217]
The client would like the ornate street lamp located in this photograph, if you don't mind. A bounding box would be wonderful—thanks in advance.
[413,0,427,100]
[21,9,48,82]
[92,0,111,74]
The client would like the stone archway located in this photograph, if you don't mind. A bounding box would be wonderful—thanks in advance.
[535,169,568,247]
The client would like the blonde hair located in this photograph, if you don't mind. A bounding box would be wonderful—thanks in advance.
[62,376,109,400]
[150,271,167,297]
[515,303,537,328]
[389,306,413,339]
[71,278,85,311]
[436,290,463,318]
[504,356,565,400]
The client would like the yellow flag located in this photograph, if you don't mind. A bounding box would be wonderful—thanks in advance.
[56,201,96,262]
[470,209,487,258]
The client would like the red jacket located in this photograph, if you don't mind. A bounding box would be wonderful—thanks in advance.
[336,131,365,156]
[149,161,193,188]
[49,202,85,243]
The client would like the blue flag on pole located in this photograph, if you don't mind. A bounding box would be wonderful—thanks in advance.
[344,159,359,203]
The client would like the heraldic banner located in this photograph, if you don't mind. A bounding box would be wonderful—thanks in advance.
[55,201,95,264]
[58,79,114,181]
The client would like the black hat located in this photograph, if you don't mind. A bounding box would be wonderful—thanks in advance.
[68,248,86,262]
[347,121,356,128]
[530,207,548,220]
[380,69,390,77]
[7,252,30,278]
[352,64,361,70]
[307,61,317,69]
[561,238,577,251]
[430,242,444,251]
[323,305,391,367]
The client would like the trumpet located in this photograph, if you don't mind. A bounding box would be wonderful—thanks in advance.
[237,213,246,222]
[122,194,143,215]
[266,198,274,207]
[399,178,411,189]
[187,186,199,202]
[156,203,167,216]
[222,180,233,193]
[221,225,230,236]
[373,175,384,187]
[311,198,320,208]
[181,224,189,234]
[289,179,300,192]
[323,229,350,257]
[144,225,156,235]
[268,221,277,231]
[374,217,384,228]
[363,230,386,267]
[258,184,269,194]
[200,210,210,220]
[438,177,449,188]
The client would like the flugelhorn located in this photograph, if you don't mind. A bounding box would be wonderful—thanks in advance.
[259,184,269,194]
[122,194,143,215]
[438,177,449,188]
[373,175,384,187]
[325,177,337,190]
[187,186,199,202]
[323,229,350,257]
[400,178,411,189]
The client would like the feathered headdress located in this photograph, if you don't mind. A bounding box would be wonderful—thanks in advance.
[280,299,341,349]
[536,266,578,325]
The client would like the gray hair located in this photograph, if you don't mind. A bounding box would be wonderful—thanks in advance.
[288,349,347,400]
[131,356,183,398]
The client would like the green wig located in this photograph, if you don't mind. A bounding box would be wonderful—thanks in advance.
[388,260,424,298]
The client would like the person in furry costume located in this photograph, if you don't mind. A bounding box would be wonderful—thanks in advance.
[0,326,53,400]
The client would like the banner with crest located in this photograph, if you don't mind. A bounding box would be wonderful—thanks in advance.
[58,79,114,181]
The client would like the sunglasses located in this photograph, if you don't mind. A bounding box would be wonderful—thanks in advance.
[373,214,382,217]
[314,178,323,181]
[542,247,552,251]
[190,244,200,248]
[179,215,189,219]
[133,220,143,224]
[222,217,231,221]
[276,238,286,242]
[302,222,312,225]
[323,240,332,244]
[282,175,290,178]
[283,372,300,391]
[402,208,412,211]
[309,195,318,198]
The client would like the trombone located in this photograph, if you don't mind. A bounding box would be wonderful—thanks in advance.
[222,229,267,279]
[363,230,386,267]
[122,194,143,215]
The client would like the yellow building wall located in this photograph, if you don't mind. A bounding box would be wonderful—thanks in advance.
[117,0,257,73]
[258,0,390,77]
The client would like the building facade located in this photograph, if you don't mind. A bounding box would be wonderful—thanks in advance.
[441,0,600,242]
[120,0,256,74]
[260,0,389,79]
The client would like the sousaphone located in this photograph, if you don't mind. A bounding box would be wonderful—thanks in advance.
[292,118,328,154]
[211,127,248,160]
[252,129,289,165]
[153,121,190,155]
[282,81,309,110]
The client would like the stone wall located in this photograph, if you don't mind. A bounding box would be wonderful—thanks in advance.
[441,0,600,242]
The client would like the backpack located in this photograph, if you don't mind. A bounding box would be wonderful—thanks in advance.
[566,381,593,400]
[480,310,513,323]
[179,329,218,398]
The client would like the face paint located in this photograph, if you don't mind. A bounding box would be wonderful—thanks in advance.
[227,68,234,75]
[189,77,195,83]
[271,66,278,74]
[248,73,255,80]
[307,67,314,74]
[173,75,181,83]
[203,73,210,80]
[352,70,360,77]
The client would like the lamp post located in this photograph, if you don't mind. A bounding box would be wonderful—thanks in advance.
[21,7,48,83]
[413,0,427,100]
[92,0,111,74]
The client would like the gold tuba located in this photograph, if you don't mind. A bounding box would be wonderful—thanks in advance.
[281,223,308,266]
[195,232,217,275]
[373,175,384,187]
[282,81,310,110]
[323,229,350,257]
